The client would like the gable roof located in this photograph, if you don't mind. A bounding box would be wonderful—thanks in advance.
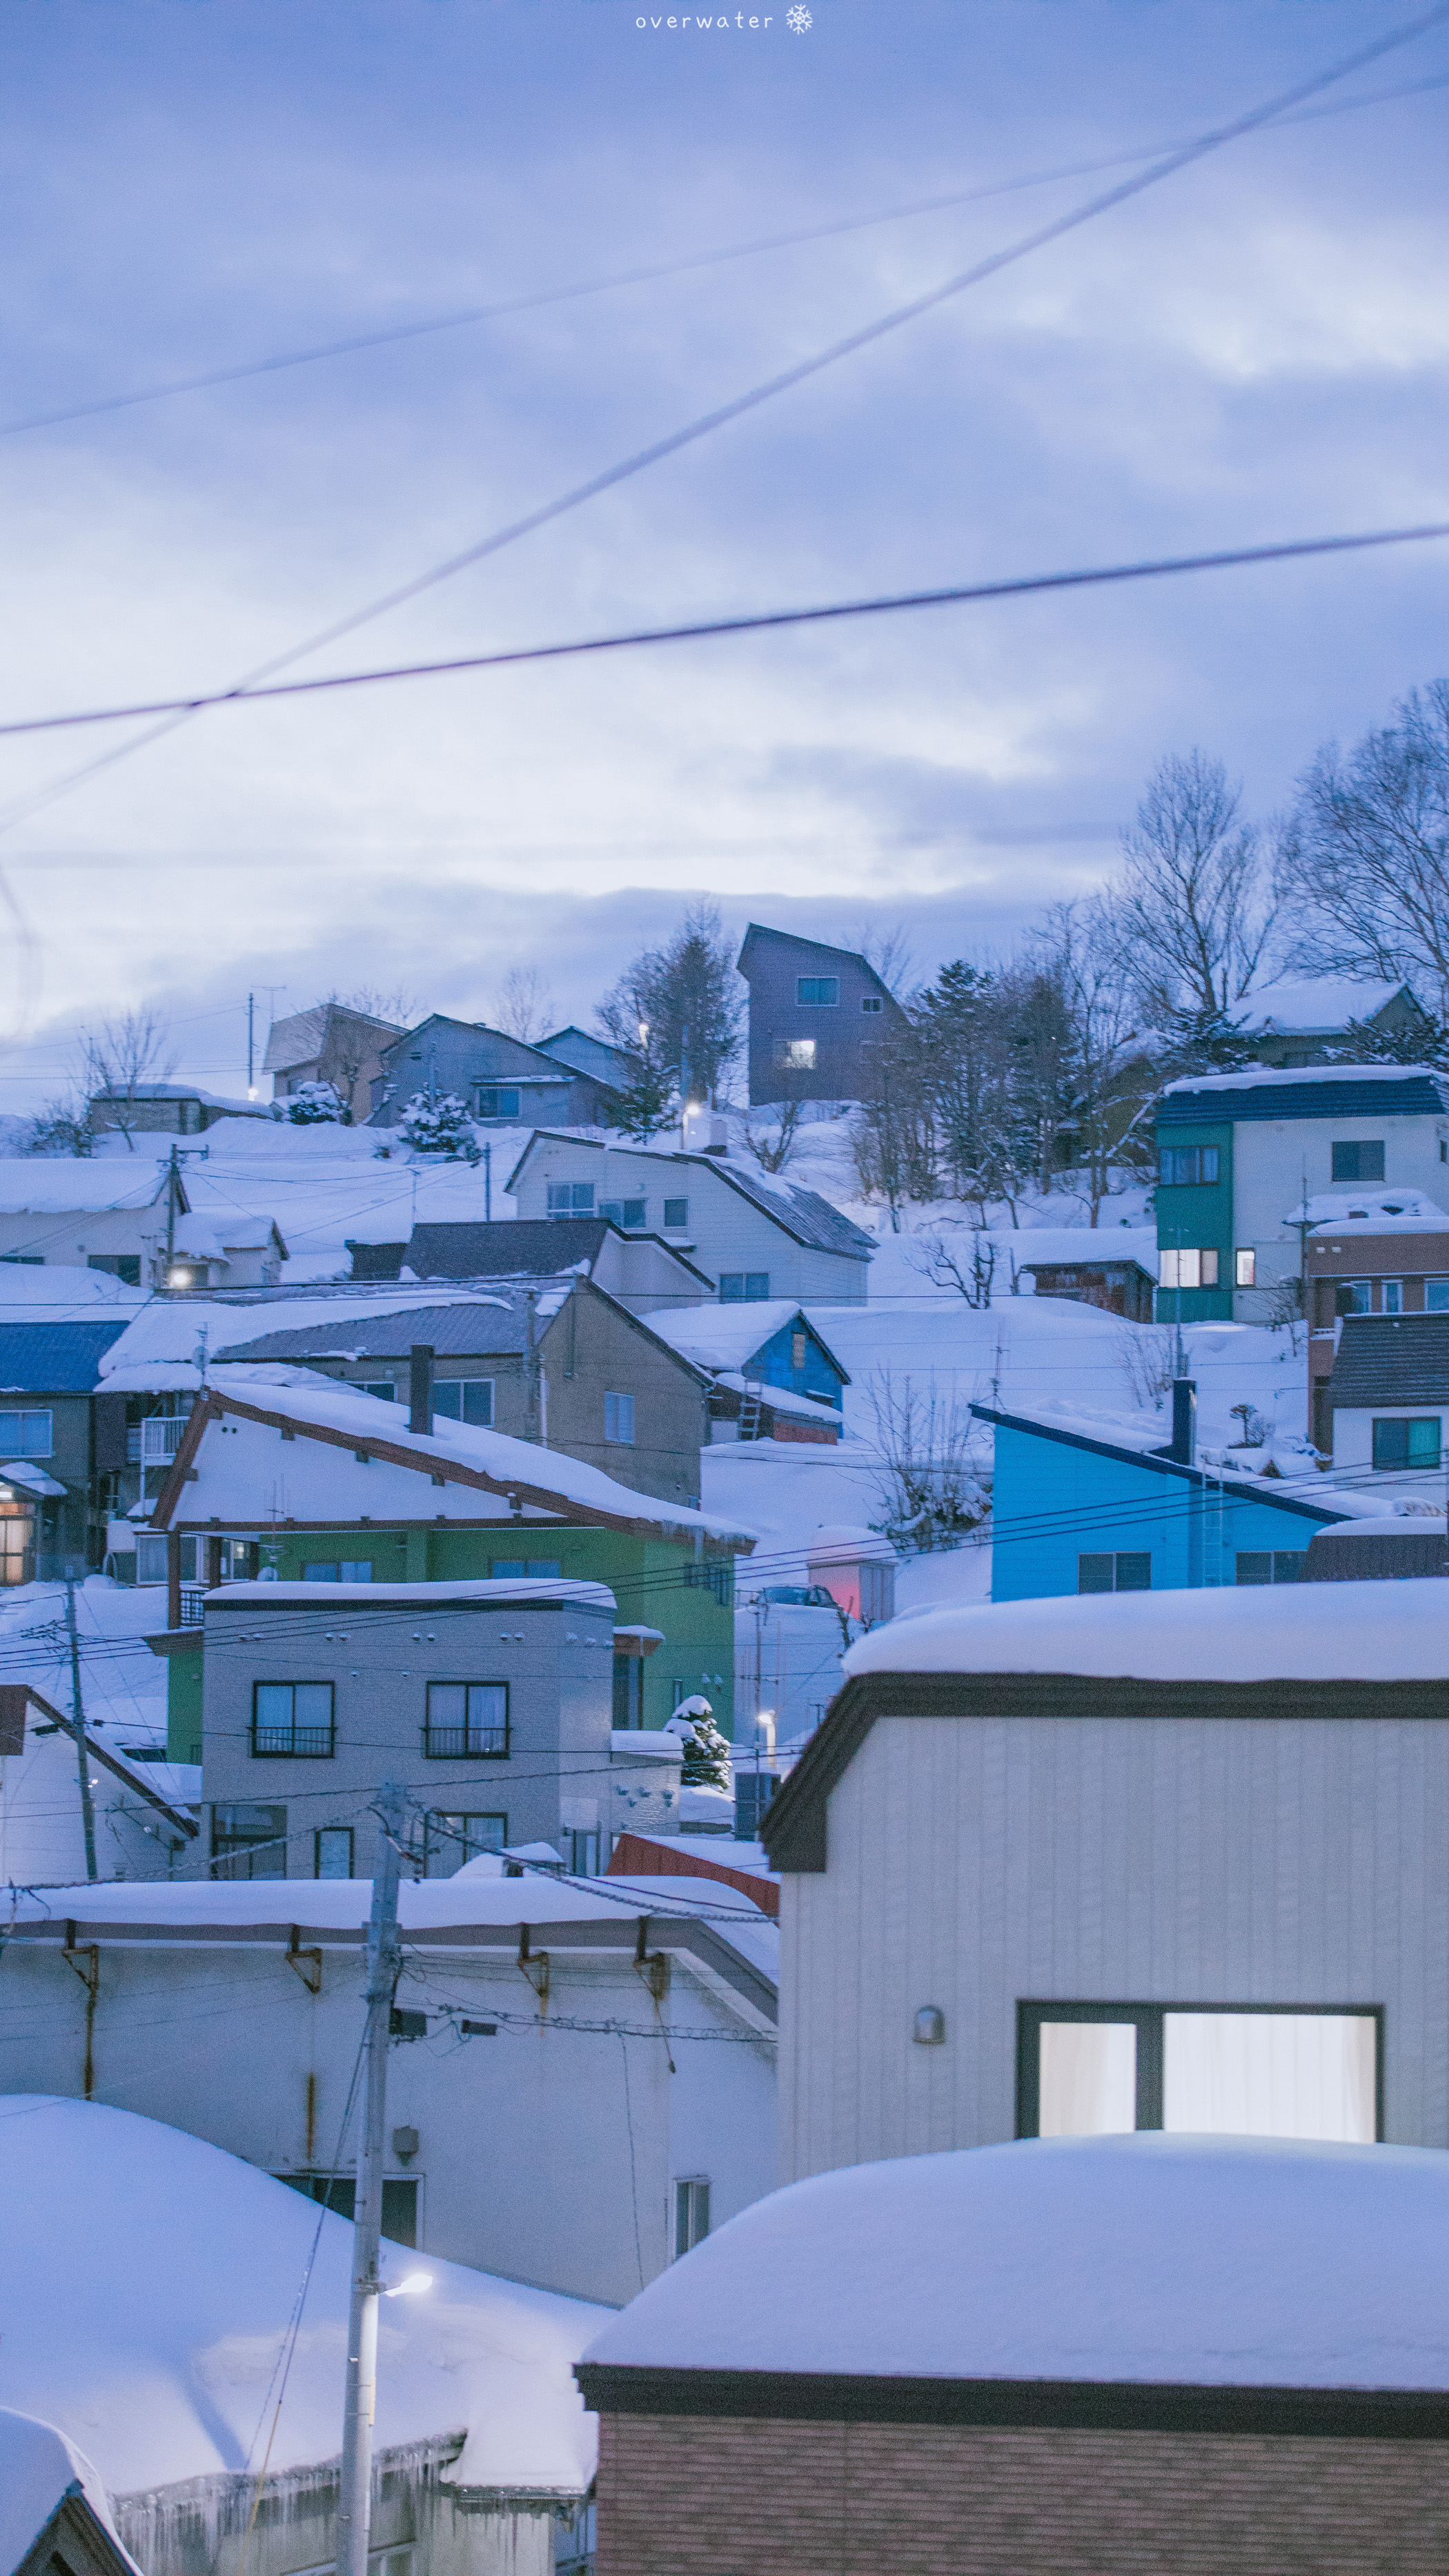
[149,1372,756,1547]
[1329,1313,1449,1410]
[1159,1068,1449,1125]
[644,1299,849,1382]
[263,1002,404,1074]
[377,1015,596,1083]
[0,1159,182,1215]
[537,1027,632,1085]
[0,1319,131,1392]
[736,924,905,1016]
[1232,976,1417,1036]
[506,1135,875,1261]
[973,1402,1346,1525]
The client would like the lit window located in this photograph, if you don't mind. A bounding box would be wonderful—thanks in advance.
[796,977,839,1006]
[475,1086,521,1120]
[546,1182,595,1216]
[1372,1417,1441,1470]
[791,1330,808,1370]
[604,1390,635,1444]
[1332,1141,1385,1183]
[1234,1248,1256,1288]
[1159,1145,1220,1187]
[783,1039,816,1070]
[1021,2003,1377,2143]
[674,2177,711,2257]
[0,1409,52,1459]
[663,1197,689,1229]
[1158,1249,1219,1290]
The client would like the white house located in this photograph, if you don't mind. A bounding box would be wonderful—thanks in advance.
[506,1134,874,1306]
[0,1158,286,1290]
[0,1683,197,1885]
[2,1869,778,2308]
[761,1580,1449,2182]
[1329,1312,1449,1490]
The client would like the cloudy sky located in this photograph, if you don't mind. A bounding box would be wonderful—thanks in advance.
[1,0,1446,1105]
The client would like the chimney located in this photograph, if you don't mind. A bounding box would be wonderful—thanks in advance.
[1170,1377,1196,1466]
[409,1344,435,1436]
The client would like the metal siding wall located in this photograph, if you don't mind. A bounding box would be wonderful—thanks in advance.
[782,1712,1449,2181]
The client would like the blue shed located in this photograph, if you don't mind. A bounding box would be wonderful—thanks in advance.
[974,1403,1350,1602]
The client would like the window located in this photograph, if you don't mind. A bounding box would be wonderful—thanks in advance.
[720,1272,771,1302]
[1427,1280,1449,1313]
[279,2171,418,2245]
[547,1181,595,1217]
[424,1680,509,1758]
[613,1653,644,1727]
[1336,1280,1372,1317]
[674,2177,711,2257]
[791,1330,808,1370]
[796,977,839,1006]
[663,1197,689,1230]
[782,1039,816,1070]
[565,1824,600,1877]
[1332,1140,1385,1183]
[1159,1145,1219,1188]
[475,1085,520,1120]
[88,1252,141,1286]
[1158,1248,1219,1290]
[302,1561,372,1582]
[600,1197,647,1228]
[604,1390,635,1444]
[135,1533,169,1585]
[359,1379,395,1402]
[252,1682,335,1757]
[0,1409,52,1459]
[1078,1552,1151,1593]
[861,995,883,1014]
[684,1559,735,1606]
[432,1379,494,1426]
[1234,1248,1256,1288]
[212,1802,286,1880]
[425,1811,507,1875]
[1018,2003,1378,2145]
[1234,1551,1305,1584]
[315,1827,354,1878]
[0,1253,41,1266]
[1372,1417,1442,1470]
[491,1557,560,1580]
[1383,1279,1405,1314]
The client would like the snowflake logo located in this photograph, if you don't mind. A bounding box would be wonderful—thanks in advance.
[787,5,812,28]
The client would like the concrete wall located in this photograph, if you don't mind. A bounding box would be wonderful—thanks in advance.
[779,1709,1449,2182]
[201,1586,615,1879]
[513,1140,869,1305]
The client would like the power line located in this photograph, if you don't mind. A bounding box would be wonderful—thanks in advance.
[0,517,1443,741]
[6,66,1446,444]
[2,1,1443,843]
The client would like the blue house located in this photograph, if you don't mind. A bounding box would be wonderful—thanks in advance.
[974,1399,1350,1602]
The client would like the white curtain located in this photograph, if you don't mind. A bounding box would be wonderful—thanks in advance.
[1038,2021,1137,2136]
[1163,2012,1376,2143]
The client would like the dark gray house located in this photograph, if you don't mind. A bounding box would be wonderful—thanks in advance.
[346,1216,713,1314]
[218,1278,716,1507]
[0,1321,130,1577]
[368,1015,619,1129]
[737,924,910,1107]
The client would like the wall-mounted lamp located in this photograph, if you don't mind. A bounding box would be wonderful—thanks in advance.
[914,2006,946,2047]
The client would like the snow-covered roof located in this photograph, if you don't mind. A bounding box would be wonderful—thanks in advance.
[151,1371,757,1548]
[1164,1062,1448,1095]
[581,2132,1449,2388]
[0,1159,173,1213]
[1288,1189,1449,1235]
[0,2096,604,2498]
[645,1300,843,1374]
[217,1295,522,1364]
[0,2406,136,2575]
[3,1873,769,1934]
[509,1135,875,1261]
[0,1264,145,1322]
[91,1082,268,1112]
[1232,976,1408,1035]
[210,1576,617,1612]
[714,1371,842,1423]
[842,1575,1449,1684]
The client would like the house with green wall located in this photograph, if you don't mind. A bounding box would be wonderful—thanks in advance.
[146,1371,751,1764]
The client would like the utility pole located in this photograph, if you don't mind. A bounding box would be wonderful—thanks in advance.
[64,1580,98,1882]
[247,993,257,1099]
[524,1290,542,1444]
[335,1782,406,2576]
[483,1142,492,1224]
[165,1143,181,1282]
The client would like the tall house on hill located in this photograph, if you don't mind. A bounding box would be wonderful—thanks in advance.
[1231,974,1427,1068]
[737,925,909,1107]
[1154,1066,1449,1326]
[264,1001,406,1123]
[368,1014,620,1129]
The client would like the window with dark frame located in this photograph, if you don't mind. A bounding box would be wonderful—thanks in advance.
[1234,1551,1305,1584]
[604,1390,635,1444]
[796,976,839,1006]
[1331,1141,1385,1183]
[423,1681,509,1758]
[1016,2000,1381,2144]
[212,1802,287,1878]
[315,1826,354,1878]
[425,1811,507,1874]
[1077,1552,1151,1593]
[663,1197,689,1229]
[1158,1145,1220,1188]
[720,1271,770,1301]
[251,1682,335,1758]
[600,1197,647,1228]
[1372,1417,1442,1470]
[683,1559,734,1606]
[674,2176,711,2257]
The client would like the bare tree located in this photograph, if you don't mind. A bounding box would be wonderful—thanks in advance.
[864,1371,989,1553]
[1034,901,1155,1223]
[313,990,409,1127]
[596,901,744,1103]
[912,1225,997,1308]
[79,1010,177,1150]
[1112,750,1275,1021]
[1275,680,1449,1007]
[1116,1322,1177,1413]
[850,920,915,996]
[739,1099,805,1174]
[495,963,556,1045]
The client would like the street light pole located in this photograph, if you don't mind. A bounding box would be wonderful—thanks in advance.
[335,1782,406,2576]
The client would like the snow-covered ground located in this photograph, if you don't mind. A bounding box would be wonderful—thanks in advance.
[0,1576,170,1753]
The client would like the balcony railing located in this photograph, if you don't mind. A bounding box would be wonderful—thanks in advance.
[422,1724,509,1760]
[251,1722,335,1758]
[128,1417,187,1466]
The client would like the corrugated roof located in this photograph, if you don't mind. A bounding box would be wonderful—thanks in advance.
[1330,1314,1449,1409]
[1159,1072,1449,1126]
[406,1217,609,1278]
[218,1295,533,1363]
[0,1319,131,1390]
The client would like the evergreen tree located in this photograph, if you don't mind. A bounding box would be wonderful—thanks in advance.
[398,1091,481,1160]
[286,1080,346,1125]
[672,1701,733,1789]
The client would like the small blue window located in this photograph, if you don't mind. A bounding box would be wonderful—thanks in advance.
[1372,1417,1441,1470]
[796,977,839,1005]
[600,1198,647,1228]
[1159,1145,1219,1188]
[663,1197,689,1229]
[475,1086,521,1120]
[605,1390,635,1444]
[548,1182,594,1216]
[720,1272,771,1302]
